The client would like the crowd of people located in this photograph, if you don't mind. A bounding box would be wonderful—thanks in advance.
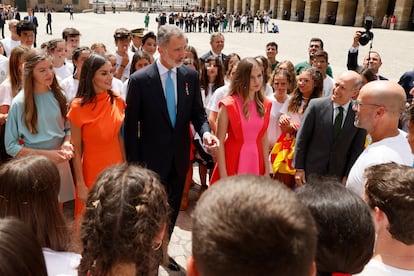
[0,9,413,276]
[156,9,277,33]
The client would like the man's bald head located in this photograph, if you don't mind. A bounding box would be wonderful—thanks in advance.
[360,80,406,116]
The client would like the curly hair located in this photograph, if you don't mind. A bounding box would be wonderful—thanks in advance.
[78,164,169,276]
[288,67,323,114]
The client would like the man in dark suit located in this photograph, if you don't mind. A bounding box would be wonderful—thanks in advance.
[398,70,414,104]
[347,31,388,80]
[14,7,21,21]
[200,32,226,64]
[46,9,52,35]
[0,7,6,39]
[294,70,366,185]
[124,25,218,271]
[23,9,38,47]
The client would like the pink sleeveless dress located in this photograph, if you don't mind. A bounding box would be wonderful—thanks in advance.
[236,96,263,175]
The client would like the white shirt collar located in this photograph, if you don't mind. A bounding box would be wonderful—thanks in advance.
[333,100,351,113]
[156,59,177,76]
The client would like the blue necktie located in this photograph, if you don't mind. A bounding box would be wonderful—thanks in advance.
[166,70,176,127]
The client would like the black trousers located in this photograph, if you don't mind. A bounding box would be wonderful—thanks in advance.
[162,165,186,237]
[46,22,52,34]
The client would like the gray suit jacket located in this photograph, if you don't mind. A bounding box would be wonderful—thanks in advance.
[294,97,366,180]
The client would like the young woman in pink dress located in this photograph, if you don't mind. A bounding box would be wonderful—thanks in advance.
[210,57,272,184]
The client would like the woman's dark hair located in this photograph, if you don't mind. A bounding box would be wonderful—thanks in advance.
[186,45,201,73]
[0,155,70,251]
[0,217,48,276]
[223,52,241,73]
[130,50,151,75]
[200,55,224,96]
[71,46,91,75]
[77,53,116,106]
[296,179,375,275]
[359,67,376,83]
[255,55,270,84]
[78,164,169,276]
[142,31,156,46]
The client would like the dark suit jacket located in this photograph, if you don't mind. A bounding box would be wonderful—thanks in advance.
[23,15,38,28]
[398,70,414,102]
[294,97,366,179]
[14,12,20,21]
[347,49,388,80]
[200,50,227,64]
[124,62,210,180]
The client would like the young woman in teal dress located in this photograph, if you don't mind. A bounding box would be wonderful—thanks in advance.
[4,48,75,203]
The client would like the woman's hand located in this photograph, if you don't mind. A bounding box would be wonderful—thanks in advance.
[61,141,74,160]
[0,113,7,125]
[77,181,89,203]
[279,114,293,133]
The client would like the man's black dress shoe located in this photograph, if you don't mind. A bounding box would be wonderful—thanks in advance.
[168,256,180,271]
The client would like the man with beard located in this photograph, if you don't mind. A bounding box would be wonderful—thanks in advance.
[124,25,218,272]
[346,81,412,196]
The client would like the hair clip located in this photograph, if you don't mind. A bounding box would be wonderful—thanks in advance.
[135,204,144,213]
[92,199,100,208]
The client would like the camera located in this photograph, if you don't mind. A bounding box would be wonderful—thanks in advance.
[359,16,374,46]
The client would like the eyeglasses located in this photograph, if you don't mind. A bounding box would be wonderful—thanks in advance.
[352,100,383,109]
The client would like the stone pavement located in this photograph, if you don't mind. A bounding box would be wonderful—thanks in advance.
[158,176,199,275]
[21,10,414,82]
[25,10,413,275]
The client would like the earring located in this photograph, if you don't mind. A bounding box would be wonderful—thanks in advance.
[152,240,162,251]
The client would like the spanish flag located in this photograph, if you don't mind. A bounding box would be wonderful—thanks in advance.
[270,132,296,175]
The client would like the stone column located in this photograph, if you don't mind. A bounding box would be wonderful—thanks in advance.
[227,0,234,13]
[205,0,210,12]
[250,0,259,14]
[234,0,241,13]
[318,0,328,24]
[269,0,277,18]
[335,0,357,26]
[371,0,388,27]
[291,0,305,21]
[242,0,247,14]
[394,0,412,30]
[304,0,321,23]
[260,0,270,12]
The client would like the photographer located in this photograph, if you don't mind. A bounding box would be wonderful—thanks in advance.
[347,30,388,80]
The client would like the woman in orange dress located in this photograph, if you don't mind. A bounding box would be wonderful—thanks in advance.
[67,54,125,221]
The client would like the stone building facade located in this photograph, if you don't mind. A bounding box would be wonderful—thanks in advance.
[201,0,414,30]
[4,0,90,13]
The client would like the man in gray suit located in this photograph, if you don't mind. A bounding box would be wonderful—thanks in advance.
[294,70,366,185]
